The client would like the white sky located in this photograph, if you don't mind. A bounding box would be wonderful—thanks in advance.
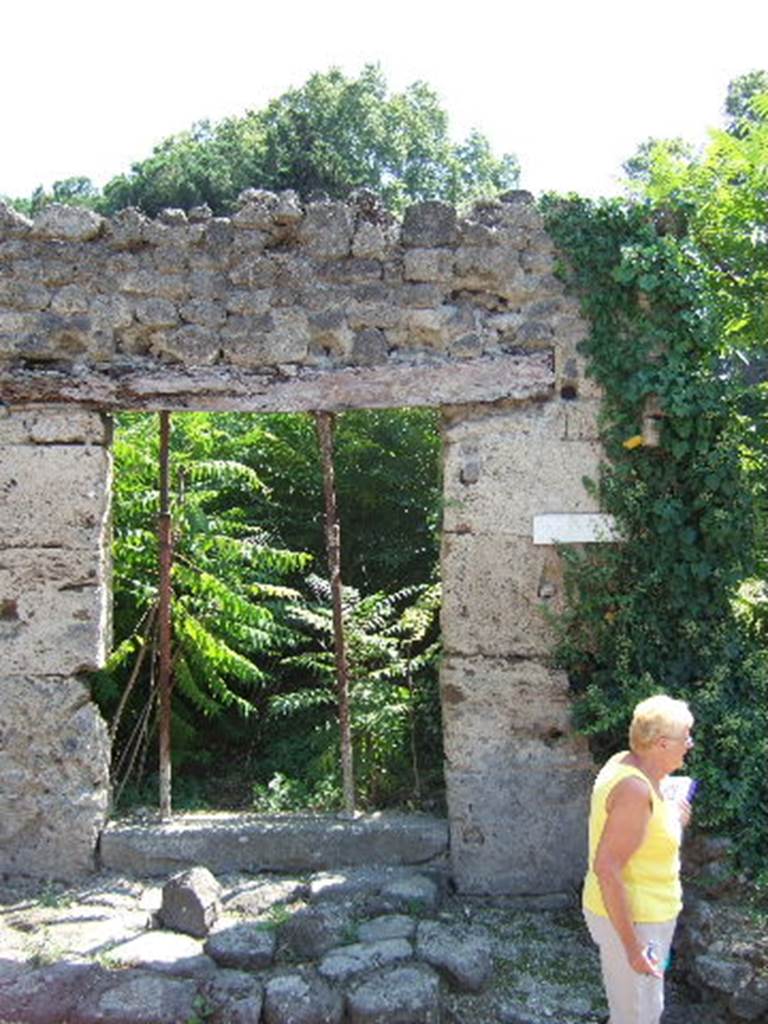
[2,0,767,201]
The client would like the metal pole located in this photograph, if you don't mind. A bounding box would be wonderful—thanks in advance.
[158,411,173,819]
[315,411,355,815]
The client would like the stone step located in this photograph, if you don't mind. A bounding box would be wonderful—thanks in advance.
[99,811,449,877]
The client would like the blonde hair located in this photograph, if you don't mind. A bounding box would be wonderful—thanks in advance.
[629,694,693,753]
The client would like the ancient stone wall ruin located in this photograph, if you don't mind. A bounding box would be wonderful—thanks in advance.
[0,189,600,893]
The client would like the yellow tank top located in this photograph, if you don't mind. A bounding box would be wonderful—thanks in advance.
[582,751,682,922]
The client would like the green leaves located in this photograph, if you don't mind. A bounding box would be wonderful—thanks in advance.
[542,190,768,872]
[275,578,441,808]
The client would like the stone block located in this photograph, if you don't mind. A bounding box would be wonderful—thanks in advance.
[230,228,269,255]
[442,409,602,538]
[350,328,388,366]
[74,972,200,1024]
[3,281,51,310]
[416,920,493,992]
[0,407,110,446]
[225,288,273,316]
[150,324,221,364]
[135,297,180,328]
[51,284,90,315]
[402,304,479,353]
[404,248,454,283]
[0,201,33,238]
[22,310,110,362]
[352,221,388,260]
[402,202,457,247]
[118,269,187,300]
[223,311,309,366]
[265,309,311,358]
[0,307,34,338]
[153,243,194,273]
[90,294,134,332]
[104,206,149,248]
[0,442,111,548]
[32,204,104,242]
[440,657,591,774]
[188,269,227,298]
[264,972,343,1024]
[233,189,302,231]
[204,919,276,970]
[400,283,445,308]
[446,763,593,895]
[440,533,563,658]
[346,300,401,331]
[298,201,353,258]
[0,675,110,877]
[346,965,441,1024]
[179,298,227,328]
[309,311,354,358]
[100,813,448,876]
[0,547,109,674]
[319,938,413,984]
[453,245,539,304]
[160,867,223,938]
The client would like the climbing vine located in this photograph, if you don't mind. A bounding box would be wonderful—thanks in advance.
[540,195,768,872]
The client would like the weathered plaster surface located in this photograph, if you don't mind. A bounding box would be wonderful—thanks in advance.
[0,408,111,875]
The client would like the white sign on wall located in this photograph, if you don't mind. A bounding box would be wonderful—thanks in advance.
[532,513,621,545]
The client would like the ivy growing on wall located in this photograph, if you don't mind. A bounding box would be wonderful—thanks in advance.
[540,196,768,872]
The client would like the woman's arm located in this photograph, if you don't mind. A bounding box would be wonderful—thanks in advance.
[593,776,662,977]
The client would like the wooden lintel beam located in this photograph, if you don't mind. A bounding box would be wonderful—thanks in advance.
[0,350,554,413]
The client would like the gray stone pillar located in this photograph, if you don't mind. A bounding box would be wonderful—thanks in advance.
[440,397,600,895]
[0,406,112,876]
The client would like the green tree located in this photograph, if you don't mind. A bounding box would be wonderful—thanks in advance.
[8,176,101,217]
[622,137,695,186]
[724,69,768,137]
[218,409,441,594]
[624,74,768,353]
[98,66,518,216]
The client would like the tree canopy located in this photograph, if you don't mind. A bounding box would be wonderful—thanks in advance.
[624,70,768,354]
[9,66,519,218]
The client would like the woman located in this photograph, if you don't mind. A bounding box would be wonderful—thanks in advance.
[583,694,694,1024]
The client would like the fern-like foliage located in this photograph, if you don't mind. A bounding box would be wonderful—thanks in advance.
[276,578,442,807]
[94,412,315,791]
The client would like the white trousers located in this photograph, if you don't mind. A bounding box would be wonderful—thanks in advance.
[584,908,677,1024]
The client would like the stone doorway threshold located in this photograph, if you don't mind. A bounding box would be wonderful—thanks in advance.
[99,811,449,877]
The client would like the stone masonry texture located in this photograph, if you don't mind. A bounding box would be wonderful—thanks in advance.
[0,190,599,892]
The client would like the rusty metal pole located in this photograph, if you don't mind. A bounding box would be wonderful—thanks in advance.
[315,411,355,816]
[158,411,173,819]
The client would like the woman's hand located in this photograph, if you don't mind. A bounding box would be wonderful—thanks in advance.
[628,944,664,979]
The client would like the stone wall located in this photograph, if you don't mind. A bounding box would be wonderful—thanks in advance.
[0,407,111,874]
[441,399,599,894]
[0,189,599,890]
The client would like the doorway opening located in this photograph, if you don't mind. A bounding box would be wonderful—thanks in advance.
[93,407,445,819]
